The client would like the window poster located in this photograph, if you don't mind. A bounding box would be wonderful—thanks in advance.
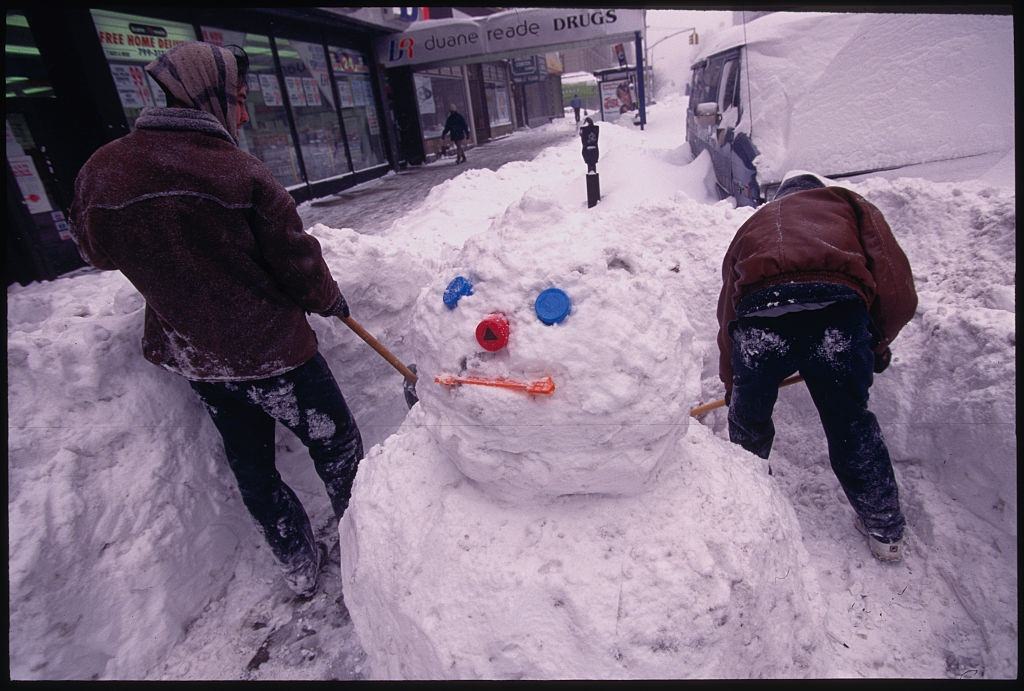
[259,73,282,106]
[336,79,355,108]
[9,155,53,214]
[92,9,196,63]
[147,73,167,107]
[414,73,436,115]
[285,76,307,107]
[110,63,152,109]
[302,77,321,107]
[352,77,372,107]
[366,108,380,135]
[247,73,261,92]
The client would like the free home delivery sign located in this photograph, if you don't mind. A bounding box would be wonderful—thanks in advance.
[377,8,645,67]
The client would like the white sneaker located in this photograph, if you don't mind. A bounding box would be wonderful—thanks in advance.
[854,517,903,563]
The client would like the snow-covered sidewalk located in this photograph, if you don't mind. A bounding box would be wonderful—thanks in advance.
[7,94,1015,680]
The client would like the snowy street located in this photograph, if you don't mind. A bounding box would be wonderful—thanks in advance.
[6,12,1016,680]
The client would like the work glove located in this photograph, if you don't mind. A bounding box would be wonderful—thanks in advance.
[724,387,732,407]
[320,293,350,320]
[873,347,892,374]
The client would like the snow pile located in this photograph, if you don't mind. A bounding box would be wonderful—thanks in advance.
[6,229,431,679]
[339,175,826,676]
[6,88,1016,680]
[7,273,250,679]
[696,13,1015,184]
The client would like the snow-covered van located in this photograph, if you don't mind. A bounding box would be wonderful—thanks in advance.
[685,12,1014,206]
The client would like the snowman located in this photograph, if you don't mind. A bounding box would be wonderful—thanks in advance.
[339,218,824,679]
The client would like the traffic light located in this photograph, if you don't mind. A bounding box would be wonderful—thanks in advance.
[689,32,699,45]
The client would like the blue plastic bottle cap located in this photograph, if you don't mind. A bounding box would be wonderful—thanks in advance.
[535,288,571,325]
[443,275,474,309]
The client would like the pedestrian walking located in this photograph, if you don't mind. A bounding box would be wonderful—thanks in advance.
[69,41,364,598]
[716,170,918,562]
[570,93,582,124]
[442,103,470,164]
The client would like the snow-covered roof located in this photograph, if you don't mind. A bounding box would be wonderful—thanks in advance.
[561,71,598,84]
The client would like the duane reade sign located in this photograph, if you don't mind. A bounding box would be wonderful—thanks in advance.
[377,8,645,68]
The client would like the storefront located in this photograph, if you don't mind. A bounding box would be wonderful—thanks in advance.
[6,7,400,285]
[375,8,643,162]
[408,58,517,162]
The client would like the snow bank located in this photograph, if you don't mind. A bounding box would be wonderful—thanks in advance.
[7,272,250,679]
[6,228,431,679]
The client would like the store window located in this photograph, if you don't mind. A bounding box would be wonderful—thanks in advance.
[329,46,386,171]
[201,26,302,187]
[6,12,53,99]
[276,37,349,182]
[415,67,470,140]
[90,9,196,129]
[6,12,63,220]
[481,62,511,128]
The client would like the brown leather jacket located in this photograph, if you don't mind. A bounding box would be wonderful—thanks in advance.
[70,108,341,381]
[717,186,917,390]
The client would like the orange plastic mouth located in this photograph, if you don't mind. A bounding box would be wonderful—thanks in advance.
[435,374,555,396]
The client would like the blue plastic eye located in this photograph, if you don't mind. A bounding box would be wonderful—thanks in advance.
[443,276,474,309]
[535,287,571,325]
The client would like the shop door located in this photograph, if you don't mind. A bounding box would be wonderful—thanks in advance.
[6,99,86,284]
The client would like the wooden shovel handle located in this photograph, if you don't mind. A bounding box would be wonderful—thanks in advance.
[690,374,804,418]
[340,316,418,385]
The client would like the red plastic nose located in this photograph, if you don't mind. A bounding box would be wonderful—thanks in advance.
[475,313,510,352]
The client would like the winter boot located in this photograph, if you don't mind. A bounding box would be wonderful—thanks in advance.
[283,541,327,599]
[854,517,903,563]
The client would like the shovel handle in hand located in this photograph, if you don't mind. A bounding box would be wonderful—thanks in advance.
[690,374,804,418]
[339,316,418,385]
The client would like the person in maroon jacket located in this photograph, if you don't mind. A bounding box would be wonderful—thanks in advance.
[717,171,918,562]
[70,42,362,598]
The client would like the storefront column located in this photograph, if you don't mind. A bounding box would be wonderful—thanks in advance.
[462,66,478,146]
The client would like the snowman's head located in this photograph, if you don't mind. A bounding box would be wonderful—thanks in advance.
[410,221,698,501]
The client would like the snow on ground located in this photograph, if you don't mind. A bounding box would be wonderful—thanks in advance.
[7,89,1015,679]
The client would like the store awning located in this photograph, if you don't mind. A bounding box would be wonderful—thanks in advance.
[375,8,645,69]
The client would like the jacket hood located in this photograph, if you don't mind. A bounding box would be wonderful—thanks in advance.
[145,41,241,144]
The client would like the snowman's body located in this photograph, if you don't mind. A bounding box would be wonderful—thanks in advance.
[339,222,823,679]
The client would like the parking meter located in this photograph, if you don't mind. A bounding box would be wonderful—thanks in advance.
[579,118,601,207]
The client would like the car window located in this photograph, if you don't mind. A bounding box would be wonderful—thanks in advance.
[701,58,724,105]
[688,65,703,109]
[719,59,739,111]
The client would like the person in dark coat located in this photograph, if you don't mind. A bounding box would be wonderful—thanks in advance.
[570,93,583,123]
[70,41,363,598]
[716,170,918,562]
[441,103,470,164]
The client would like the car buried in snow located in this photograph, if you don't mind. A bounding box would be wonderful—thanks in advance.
[685,12,1013,206]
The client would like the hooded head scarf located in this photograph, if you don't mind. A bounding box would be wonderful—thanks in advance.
[145,41,241,142]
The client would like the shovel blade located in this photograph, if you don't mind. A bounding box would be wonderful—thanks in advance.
[403,364,419,409]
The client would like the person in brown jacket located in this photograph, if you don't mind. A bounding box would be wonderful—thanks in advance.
[716,171,917,562]
[70,42,362,598]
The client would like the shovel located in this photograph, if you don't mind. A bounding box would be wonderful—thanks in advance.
[339,316,419,408]
[689,375,804,418]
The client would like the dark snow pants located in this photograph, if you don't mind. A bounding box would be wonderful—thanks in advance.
[189,353,364,574]
[727,300,905,541]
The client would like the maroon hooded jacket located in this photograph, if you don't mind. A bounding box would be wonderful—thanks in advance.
[70,43,341,381]
[717,186,918,391]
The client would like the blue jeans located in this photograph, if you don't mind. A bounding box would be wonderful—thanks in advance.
[189,353,363,572]
[728,300,905,541]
